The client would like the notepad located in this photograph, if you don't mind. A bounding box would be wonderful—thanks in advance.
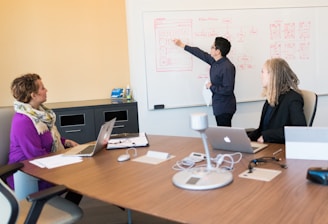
[107,132,149,149]
[239,168,281,182]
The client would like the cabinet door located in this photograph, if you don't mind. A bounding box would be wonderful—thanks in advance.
[94,102,139,135]
[53,108,96,144]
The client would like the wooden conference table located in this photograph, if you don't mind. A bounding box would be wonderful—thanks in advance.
[21,135,328,224]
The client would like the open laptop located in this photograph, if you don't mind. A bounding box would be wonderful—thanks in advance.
[205,126,268,153]
[285,126,328,160]
[64,118,116,157]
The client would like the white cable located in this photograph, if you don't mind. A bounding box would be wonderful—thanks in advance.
[173,152,242,171]
[211,152,242,170]
[172,159,195,170]
[126,147,137,157]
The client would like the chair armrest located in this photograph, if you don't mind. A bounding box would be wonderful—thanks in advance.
[25,185,69,223]
[0,163,24,181]
[26,185,67,202]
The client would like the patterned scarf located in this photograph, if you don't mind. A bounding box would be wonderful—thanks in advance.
[14,100,64,152]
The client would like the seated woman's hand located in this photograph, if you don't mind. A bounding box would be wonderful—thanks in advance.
[64,139,79,148]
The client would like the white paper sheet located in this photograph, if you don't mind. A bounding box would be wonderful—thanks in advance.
[132,150,175,165]
[202,80,212,106]
[238,168,281,182]
[30,154,83,169]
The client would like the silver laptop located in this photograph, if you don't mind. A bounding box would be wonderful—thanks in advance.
[205,126,268,153]
[64,118,116,157]
[285,126,328,160]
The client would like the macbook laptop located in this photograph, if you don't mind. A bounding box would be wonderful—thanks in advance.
[205,126,268,153]
[285,126,328,160]
[64,117,116,157]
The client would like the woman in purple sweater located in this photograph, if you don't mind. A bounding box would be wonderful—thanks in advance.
[7,73,78,190]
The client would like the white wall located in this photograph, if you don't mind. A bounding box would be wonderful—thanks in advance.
[126,0,328,137]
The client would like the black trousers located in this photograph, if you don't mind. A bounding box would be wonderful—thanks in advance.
[215,113,233,127]
[65,191,83,205]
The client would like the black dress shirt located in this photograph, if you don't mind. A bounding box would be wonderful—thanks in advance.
[184,45,236,116]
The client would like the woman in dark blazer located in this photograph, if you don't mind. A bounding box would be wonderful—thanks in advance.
[248,58,306,143]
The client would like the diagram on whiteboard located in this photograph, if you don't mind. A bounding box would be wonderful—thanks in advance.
[154,18,193,72]
[143,7,326,110]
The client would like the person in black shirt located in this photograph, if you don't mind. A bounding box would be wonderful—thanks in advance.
[173,37,236,127]
[247,58,306,143]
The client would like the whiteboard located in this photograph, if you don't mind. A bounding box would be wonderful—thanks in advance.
[143,7,328,110]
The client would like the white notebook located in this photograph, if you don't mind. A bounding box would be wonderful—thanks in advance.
[107,132,149,149]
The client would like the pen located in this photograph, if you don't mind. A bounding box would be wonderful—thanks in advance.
[273,148,282,156]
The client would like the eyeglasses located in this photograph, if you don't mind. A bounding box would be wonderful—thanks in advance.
[248,156,287,173]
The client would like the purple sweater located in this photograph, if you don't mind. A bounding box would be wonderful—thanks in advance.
[7,113,65,190]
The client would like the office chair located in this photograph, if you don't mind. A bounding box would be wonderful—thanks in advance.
[0,107,14,166]
[301,89,318,126]
[0,163,83,224]
[0,107,40,200]
[245,89,318,135]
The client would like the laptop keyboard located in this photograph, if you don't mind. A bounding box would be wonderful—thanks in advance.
[78,145,95,154]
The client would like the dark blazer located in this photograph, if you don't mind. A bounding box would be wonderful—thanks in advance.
[248,90,307,143]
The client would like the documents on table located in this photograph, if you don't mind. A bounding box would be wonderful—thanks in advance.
[132,150,175,165]
[30,154,83,169]
[239,168,281,182]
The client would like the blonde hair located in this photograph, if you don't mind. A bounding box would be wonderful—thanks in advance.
[262,58,300,106]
